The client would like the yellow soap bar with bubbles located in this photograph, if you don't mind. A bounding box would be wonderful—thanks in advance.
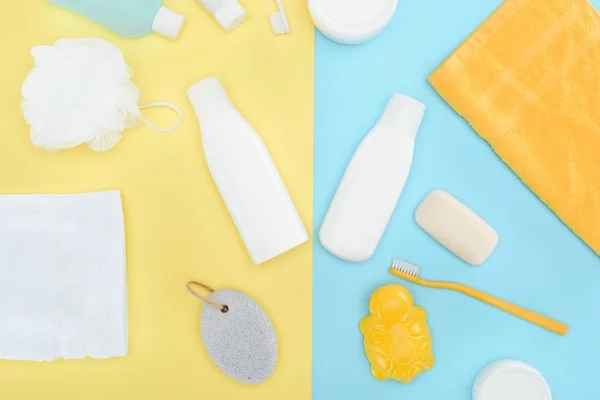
[360,285,435,384]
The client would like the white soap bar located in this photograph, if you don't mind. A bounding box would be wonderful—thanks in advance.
[415,190,498,265]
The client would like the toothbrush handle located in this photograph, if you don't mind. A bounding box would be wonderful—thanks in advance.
[447,282,569,335]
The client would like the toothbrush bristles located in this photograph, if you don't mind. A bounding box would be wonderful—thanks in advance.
[392,259,421,277]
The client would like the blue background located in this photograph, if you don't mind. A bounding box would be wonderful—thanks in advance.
[313,0,600,399]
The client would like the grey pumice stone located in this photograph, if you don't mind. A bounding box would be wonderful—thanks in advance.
[200,289,278,384]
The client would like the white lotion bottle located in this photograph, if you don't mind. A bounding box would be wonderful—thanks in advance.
[196,0,246,31]
[188,77,309,265]
[319,94,425,262]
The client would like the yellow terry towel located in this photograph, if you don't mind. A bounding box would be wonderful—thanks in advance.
[430,0,600,255]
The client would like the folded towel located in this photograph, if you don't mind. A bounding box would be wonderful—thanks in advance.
[0,191,128,361]
[429,0,600,254]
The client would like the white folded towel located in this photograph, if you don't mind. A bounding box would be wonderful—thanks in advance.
[0,190,128,361]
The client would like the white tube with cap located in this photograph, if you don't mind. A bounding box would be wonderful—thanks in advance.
[187,77,309,265]
[152,6,185,40]
[197,0,246,31]
[319,94,425,262]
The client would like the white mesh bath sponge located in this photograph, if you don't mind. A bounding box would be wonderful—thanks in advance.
[21,38,181,152]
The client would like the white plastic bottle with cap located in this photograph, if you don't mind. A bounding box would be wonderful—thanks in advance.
[187,77,309,265]
[196,0,247,31]
[319,94,425,262]
[47,0,185,40]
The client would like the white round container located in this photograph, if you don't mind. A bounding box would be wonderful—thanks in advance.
[473,360,552,400]
[308,0,398,45]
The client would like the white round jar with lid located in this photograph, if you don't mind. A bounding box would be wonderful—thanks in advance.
[308,0,398,45]
[473,360,552,400]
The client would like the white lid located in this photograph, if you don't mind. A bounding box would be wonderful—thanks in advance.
[308,0,398,44]
[213,0,247,31]
[473,360,552,400]
[152,6,185,40]
[378,93,425,139]
[187,77,233,121]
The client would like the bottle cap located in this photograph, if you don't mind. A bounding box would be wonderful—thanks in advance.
[187,77,233,122]
[308,0,397,44]
[152,6,185,40]
[378,93,425,139]
[473,360,552,400]
[213,0,247,32]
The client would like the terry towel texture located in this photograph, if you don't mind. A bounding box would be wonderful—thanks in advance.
[0,191,128,361]
[430,0,600,254]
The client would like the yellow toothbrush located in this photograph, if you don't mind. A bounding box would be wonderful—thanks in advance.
[390,259,568,336]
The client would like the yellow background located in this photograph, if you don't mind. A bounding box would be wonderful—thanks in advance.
[0,0,313,398]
